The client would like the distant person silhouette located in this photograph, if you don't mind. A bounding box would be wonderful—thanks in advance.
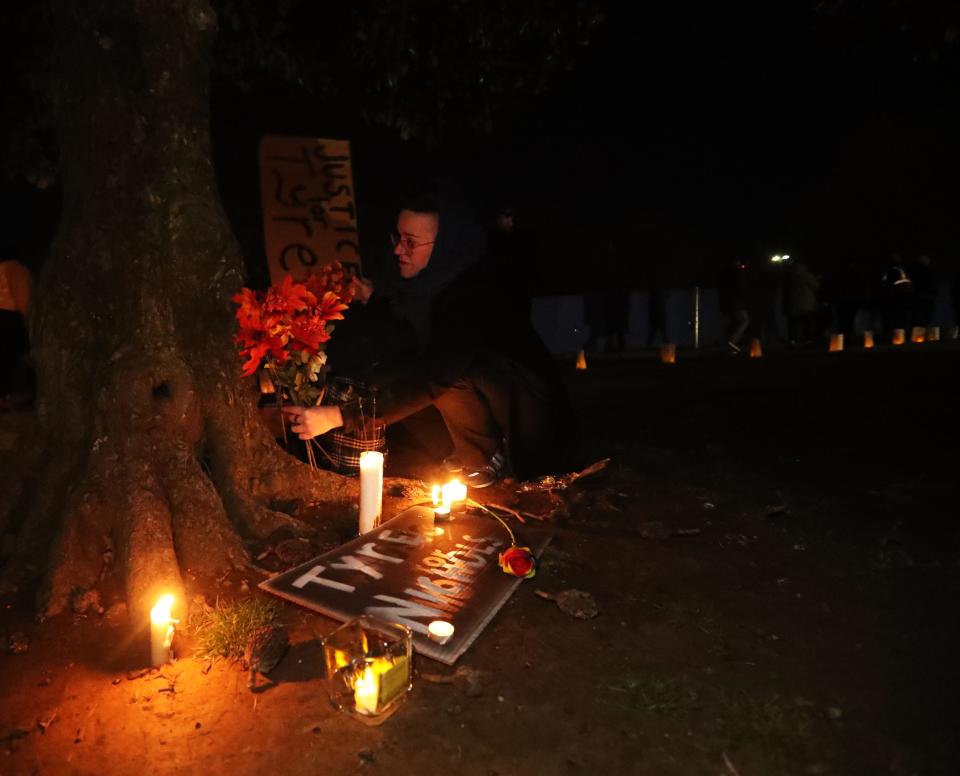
[717,259,750,353]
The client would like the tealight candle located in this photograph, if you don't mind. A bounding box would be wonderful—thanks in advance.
[428,621,455,645]
[150,594,176,666]
[433,505,451,521]
[442,479,467,505]
[359,451,383,534]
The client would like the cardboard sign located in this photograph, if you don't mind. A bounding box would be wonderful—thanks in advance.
[260,506,550,665]
[259,136,361,283]
[0,261,30,313]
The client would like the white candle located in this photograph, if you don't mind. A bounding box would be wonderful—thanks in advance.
[433,505,451,521]
[428,620,455,645]
[359,451,383,534]
[150,594,176,666]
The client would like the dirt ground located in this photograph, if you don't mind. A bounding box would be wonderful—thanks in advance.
[2,343,959,776]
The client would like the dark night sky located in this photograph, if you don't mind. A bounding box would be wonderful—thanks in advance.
[211,2,960,290]
[468,2,960,286]
[4,1,959,291]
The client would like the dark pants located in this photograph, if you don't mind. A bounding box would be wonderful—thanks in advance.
[912,295,935,328]
[837,302,859,340]
[724,309,749,346]
[788,313,817,345]
[0,310,30,396]
[433,353,576,478]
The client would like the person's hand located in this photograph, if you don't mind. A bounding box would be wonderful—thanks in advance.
[282,406,343,439]
[352,275,374,304]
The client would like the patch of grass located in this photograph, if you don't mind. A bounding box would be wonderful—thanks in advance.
[601,674,831,771]
[190,597,284,659]
[604,675,700,715]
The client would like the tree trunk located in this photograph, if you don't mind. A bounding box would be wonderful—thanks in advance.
[0,0,383,623]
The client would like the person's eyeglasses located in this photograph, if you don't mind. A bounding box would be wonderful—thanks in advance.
[390,232,435,253]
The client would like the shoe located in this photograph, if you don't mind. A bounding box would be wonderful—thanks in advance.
[464,451,506,489]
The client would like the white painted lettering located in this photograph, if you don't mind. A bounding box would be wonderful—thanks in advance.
[291,564,356,592]
[357,543,404,564]
[377,529,425,548]
[329,554,384,580]
[366,595,441,634]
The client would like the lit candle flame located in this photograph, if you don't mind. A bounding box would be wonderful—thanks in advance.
[441,479,467,506]
[354,664,379,715]
[150,594,176,667]
[151,594,174,624]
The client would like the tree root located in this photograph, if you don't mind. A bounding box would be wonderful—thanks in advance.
[161,445,251,577]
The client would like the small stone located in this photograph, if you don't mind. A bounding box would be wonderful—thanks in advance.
[497,695,505,702]
[828,707,843,720]
[70,588,104,616]
[6,632,28,654]
[274,538,316,566]
[104,602,128,623]
[638,521,672,540]
[244,625,289,676]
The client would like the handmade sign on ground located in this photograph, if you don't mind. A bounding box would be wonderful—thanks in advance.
[260,505,550,664]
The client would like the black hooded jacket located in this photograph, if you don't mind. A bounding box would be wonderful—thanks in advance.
[332,188,561,432]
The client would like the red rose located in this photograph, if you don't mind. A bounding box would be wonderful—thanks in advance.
[499,546,536,579]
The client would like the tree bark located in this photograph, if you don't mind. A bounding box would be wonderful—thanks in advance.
[0,0,397,624]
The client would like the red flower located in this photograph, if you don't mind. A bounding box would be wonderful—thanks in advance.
[499,546,536,579]
[317,290,348,321]
[290,312,331,352]
[232,262,356,403]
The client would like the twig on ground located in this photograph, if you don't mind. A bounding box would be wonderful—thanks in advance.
[485,503,527,524]
[722,751,741,776]
[37,709,58,734]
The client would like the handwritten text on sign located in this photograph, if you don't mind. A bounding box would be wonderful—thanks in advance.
[259,136,361,283]
[260,506,550,664]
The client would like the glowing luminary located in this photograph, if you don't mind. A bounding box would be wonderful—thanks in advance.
[359,451,383,534]
[150,594,176,667]
[926,326,940,342]
[575,349,588,370]
[660,344,676,364]
[892,328,906,346]
[863,331,874,349]
[323,617,413,725]
[749,338,762,358]
[911,326,925,344]
[829,333,844,352]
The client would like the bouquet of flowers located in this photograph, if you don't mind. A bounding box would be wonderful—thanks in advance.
[233,263,355,407]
